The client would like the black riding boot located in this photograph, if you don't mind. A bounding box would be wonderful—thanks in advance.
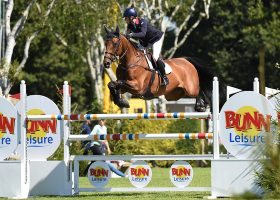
[156,59,169,86]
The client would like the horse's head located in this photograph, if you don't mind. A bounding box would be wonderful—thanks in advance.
[103,25,123,68]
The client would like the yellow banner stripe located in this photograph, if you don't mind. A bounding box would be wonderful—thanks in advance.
[80,115,85,120]
[179,113,185,119]
[135,134,139,140]
[91,114,97,120]
[166,113,172,118]
[190,134,196,139]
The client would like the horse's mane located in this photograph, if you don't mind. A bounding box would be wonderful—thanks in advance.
[120,34,145,57]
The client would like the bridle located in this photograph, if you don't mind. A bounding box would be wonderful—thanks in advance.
[104,36,128,64]
[104,35,150,71]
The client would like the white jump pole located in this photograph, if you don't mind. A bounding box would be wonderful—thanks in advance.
[63,81,70,163]
[253,77,259,93]
[19,80,30,198]
[212,77,220,159]
[62,82,79,193]
[63,81,72,188]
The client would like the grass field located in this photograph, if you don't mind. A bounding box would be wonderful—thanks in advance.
[33,167,214,200]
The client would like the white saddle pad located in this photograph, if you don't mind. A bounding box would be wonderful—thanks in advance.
[144,54,172,74]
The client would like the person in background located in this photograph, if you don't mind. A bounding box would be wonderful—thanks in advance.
[83,119,126,177]
[81,120,92,155]
[89,119,111,155]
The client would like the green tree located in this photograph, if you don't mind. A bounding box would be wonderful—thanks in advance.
[242,0,280,94]
[0,0,56,97]
[46,0,125,110]
[177,0,280,91]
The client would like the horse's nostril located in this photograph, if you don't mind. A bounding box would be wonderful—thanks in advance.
[105,62,111,68]
[104,62,111,68]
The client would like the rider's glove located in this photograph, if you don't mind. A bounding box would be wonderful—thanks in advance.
[126,33,133,39]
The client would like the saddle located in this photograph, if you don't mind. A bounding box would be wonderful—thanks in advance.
[135,44,160,71]
[134,43,170,87]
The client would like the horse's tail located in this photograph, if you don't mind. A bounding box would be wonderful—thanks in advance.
[185,57,227,111]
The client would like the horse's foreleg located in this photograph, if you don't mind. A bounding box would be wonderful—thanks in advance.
[117,80,141,94]
[108,81,120,104]
[116,80,131,108]
[108,81,130,108]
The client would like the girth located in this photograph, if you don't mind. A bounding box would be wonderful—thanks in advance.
[137,69,156,100]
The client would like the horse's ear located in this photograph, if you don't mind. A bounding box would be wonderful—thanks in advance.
[104,24,110,34]
[115,26,120,37]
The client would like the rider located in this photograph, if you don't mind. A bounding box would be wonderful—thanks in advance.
[123,6,169,86]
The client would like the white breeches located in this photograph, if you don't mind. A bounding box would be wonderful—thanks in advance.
[152,34,164,61]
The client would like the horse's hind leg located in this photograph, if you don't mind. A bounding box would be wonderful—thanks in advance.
[108,81,130,108]
[194,91,207,112]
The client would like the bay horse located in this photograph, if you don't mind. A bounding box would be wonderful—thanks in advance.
[103,26,226,111]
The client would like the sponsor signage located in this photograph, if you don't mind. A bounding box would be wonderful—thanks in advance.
[170,161,193,188]
[219,91,278,159]
[16,95,61,160]
[128,160,152,188]
[0,97,18,160]
[87,161,111,188]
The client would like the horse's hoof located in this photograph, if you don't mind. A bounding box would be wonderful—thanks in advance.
[195,102,206,112]
[118,99,130,108]
[195,97,206,112]
[195,106,206,112]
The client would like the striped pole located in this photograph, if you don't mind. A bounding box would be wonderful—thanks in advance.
[26,112,211,121]
[68,133,213,141]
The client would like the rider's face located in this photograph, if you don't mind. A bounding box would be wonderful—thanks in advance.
[124,17,130,24]
[125,17,133,24]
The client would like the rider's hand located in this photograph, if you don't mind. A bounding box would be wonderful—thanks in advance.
[126,33,133,39]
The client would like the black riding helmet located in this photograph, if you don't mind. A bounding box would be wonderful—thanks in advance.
[123,7,137,18]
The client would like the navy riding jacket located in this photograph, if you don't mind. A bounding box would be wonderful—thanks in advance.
[127,18,163,47]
